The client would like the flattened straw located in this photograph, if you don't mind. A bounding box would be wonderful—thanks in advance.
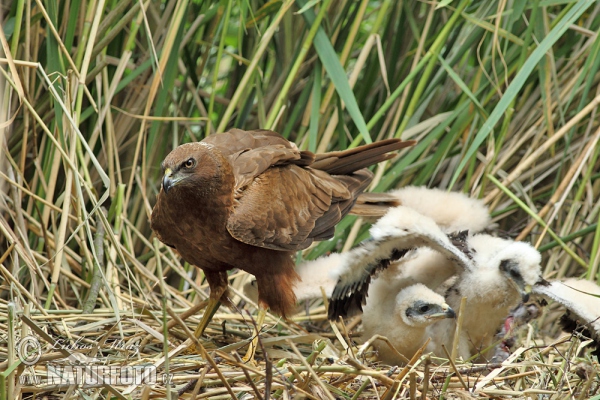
[394,339,430,384]
[345,315,362,332]
[291,364,396,386]
[451,297,467,361]
[165,305,237,400]
[190,365,210,399]
[421,355,430,399]
[576,364,595,400]
[140,386,151,400]
[162,300,171,399]
[409,371,417,400]
[329,319,349,351]
[357,334,410,365]
[441,344,469,392]
[139,298,208,349]
[0,351,70,371]
[233,352,264,400]
[225,355,319,399]
[259,329,272,400]
[20,316,127,400]
[338,316,356,359]
[287,364,306,386]
[351,379,370,400]
[287,339,336,400]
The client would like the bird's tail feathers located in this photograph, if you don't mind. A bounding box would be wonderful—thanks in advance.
[350,192,402,218]
[312,139,416,175]
[256,268,301,319]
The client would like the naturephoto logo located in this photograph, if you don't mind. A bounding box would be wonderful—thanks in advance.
[17,335,42,365]
[15,335,171,387]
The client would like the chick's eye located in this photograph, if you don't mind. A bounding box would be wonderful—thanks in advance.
[510,270,520,278]
[183,158,195,169]
[419,305,430,313]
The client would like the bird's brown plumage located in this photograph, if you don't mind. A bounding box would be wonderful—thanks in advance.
[151,129,414,318]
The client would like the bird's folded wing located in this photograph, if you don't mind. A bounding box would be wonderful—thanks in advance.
[230,145,314,192]
[328,206,473,320]
[226,165,355,251]
[203,129,315,192]
[201,129,304,157]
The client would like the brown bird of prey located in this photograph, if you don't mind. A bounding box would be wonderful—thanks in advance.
[150,129,414,352]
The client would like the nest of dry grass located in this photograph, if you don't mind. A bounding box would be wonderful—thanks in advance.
[1,267,598,399]
[2,0,600,398]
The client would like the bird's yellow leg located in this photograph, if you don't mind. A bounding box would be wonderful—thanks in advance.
[194,271,228,338]
[193,298,221,338]
[242,305,267,363]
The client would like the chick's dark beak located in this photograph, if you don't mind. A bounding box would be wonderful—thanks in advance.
[162,168,174,194]
[445,308,457,319]
[521,284,532,302]
[428,303,456,320]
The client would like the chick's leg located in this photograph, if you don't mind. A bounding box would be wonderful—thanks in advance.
[242,304,267,363]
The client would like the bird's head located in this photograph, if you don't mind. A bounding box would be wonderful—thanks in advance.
[397,284,456,327]
[160,142,231,196]
[496,242,542,302]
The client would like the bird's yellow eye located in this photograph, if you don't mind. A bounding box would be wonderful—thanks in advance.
[183,158,196,169]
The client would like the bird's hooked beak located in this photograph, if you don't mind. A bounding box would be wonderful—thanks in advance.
[162,168,181,194]
[428,303,456,320]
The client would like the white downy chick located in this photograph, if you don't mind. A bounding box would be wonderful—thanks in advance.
[327,201,543,361]
[352,186,491,233]
[328,206,473,319]
[363,187,492,320]
[387,186,491,233]
[428,236,543,360]
[362,283,456,365]
[369,247,458,307]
